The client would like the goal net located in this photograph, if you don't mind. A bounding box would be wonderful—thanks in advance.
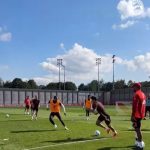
[115,101,132,115]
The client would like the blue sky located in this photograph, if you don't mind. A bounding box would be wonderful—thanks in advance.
[0,0,150,85]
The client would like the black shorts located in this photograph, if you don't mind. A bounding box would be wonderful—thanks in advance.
[146,106,150,112]
[25,105,30,109]
[98,114,111,125]
[132,118,142,129]
[32,108,38,112]
[50,112,61,118]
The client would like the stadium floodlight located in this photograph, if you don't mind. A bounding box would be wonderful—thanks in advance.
[62,64,65,90]
[57,58,63,90]
[112,55,115,90]
[96,58,101,97]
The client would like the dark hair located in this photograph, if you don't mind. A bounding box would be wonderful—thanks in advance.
[91,96,97,101]
[54,96,57,100]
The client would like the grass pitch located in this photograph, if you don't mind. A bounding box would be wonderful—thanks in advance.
[0,106,150,150]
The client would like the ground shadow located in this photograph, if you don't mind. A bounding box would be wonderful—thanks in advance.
[10,129,61,133]
[122,129,150,132]
[0,119,31,122]
[42,136,108,144]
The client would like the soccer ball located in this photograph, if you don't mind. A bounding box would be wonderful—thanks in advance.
[6,114,9,118]
[95,130,100,136]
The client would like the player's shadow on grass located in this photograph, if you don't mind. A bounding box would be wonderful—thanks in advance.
[0,119,31,122]
[123,129,150,132]
[42,137,107,143]
[97,145,140,150]
[11,129,62,133]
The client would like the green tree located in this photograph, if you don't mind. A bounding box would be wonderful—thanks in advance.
[78,83,85,91]
[46,82,58,90]
[0,78,4,88]
[65,82,77,90]
[88,80,98,91]
[101,82,113,91]
[11,78,26,88]
[114,79,127,89]
[27,79,37,89]
[3,81,12,88]
[127,80,134,88]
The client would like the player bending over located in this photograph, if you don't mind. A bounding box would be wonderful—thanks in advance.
[49,96,69,130]
[90,96,117,137]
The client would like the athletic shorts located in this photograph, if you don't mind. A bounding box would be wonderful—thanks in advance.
[132,118,142,129]
[32,108,38,112]
[98,114,111,125]
[25,105,30,109]
[50,112,61,118]
[146,106,150,111]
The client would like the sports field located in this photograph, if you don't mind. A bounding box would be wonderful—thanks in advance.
[0,106,150,150]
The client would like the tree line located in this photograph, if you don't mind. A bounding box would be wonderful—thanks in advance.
[0,77,150,91]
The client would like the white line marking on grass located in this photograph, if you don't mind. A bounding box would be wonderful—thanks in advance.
[23,137,109,150]
[0,138,9,141]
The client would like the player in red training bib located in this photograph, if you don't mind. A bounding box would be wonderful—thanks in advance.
[131,83,146,149]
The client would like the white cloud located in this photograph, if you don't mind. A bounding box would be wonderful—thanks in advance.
[39,43,122,85]
[122,52,150,74]
[0,32,12,42]
[112,20,137,29]
[0,26,12,42]
[117,0,145,20]
[113,0,150,29]
[32,44,150,85]
[60,43,65,50]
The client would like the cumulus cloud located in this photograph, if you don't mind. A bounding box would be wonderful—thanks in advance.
[30,43,150,85]
[117,0,145,20]
[112,20,137,29]
[0,26,12,42]
[122,52,150,74]
[39,43,122,85]
[113,0,150,29]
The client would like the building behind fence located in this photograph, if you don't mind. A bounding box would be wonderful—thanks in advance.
[0,87,150,106]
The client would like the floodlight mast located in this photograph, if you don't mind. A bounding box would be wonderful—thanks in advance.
[96,58,101,97]
[62,64,65,90]
[112,55,115,90]
[57,59,62,90]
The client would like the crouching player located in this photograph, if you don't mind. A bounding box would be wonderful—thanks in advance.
[90,96,117,137]
[49,96,69,130]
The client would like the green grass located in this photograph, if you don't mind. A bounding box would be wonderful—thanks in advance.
[0,106,150,150]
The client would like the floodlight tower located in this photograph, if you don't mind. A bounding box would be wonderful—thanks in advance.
[96,58,101,97]
[112,55,116,90]
[57,58,63,90]
[62,64,65,90]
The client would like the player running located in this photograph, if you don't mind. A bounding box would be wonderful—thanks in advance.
[31,95,40,120]
[90,96,117,137]
[83,95,92,120]
[49,96,68,130]
[131,83,146,149]
[24,96,31,115]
